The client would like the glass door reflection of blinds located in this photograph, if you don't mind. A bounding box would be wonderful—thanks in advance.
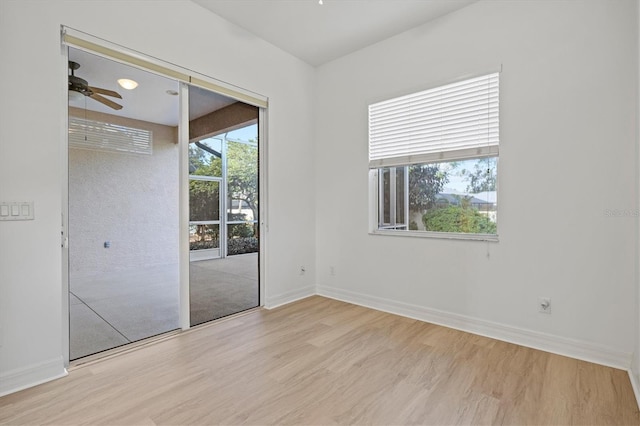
[369,72,499,168]
[68,116,153,155]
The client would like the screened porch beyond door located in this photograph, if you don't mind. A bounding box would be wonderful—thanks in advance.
[70,253,258,360]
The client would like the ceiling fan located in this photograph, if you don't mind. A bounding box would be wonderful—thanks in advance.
[68,61,123,110]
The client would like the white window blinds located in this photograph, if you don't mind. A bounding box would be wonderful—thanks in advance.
[368,72,499,168]
[69,116,153,155]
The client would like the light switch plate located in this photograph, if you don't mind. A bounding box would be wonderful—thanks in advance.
[0,202,34,221]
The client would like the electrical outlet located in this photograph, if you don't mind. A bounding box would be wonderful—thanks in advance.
[538,297,551,314]
[300,266,306,275]
[330,266,335,276]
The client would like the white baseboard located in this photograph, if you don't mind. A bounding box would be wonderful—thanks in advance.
[264,285,315,309]
[0,357,67,398]
[316,285,632,371]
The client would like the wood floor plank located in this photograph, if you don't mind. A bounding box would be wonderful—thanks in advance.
[1,296,638,425]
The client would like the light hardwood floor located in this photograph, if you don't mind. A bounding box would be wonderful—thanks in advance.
[1,296,638,425]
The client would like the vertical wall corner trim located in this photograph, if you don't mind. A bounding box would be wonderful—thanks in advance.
[264,285,316,310]
[629,368,640,410]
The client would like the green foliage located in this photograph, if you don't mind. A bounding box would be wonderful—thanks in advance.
[227,237,258,255]
[189,180,219,222]
[189,144,222,177]
[422,206,496,234]
[408,165,448,211]
[460,157,497,193]
[189,143,222,236]
[190,238,219,251]
[189,225,219,251]
[227,141,258,221]
[228,223,254,238]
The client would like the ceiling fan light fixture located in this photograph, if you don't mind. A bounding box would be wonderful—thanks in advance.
[118,78,138,90]
[68,89,84,102]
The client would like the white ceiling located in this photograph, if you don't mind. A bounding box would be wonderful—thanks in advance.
[68,48,236,126]
[193,0,477,67]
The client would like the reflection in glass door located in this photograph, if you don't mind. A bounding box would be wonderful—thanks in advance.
[188,85,259,326]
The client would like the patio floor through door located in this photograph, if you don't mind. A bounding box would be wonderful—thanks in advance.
[70,253,258,359]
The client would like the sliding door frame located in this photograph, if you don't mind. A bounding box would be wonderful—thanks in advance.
[61,26,268,365]
[178,82,191,330]
[60,42,71,366]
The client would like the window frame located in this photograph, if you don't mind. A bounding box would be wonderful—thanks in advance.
[368,71,500,242]
[368,169,499,242]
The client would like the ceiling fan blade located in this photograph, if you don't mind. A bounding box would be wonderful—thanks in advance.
[90,93,123,110]
[89,86,122,99]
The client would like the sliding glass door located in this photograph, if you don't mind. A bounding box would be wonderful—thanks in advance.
[64,31,265,362]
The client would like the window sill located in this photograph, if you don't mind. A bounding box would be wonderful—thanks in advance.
[369,229,499,242]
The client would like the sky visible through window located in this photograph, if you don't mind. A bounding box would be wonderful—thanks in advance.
[226,124,257,142]
[436,158,496,195]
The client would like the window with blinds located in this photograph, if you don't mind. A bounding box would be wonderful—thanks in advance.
[368,73,499,239]
[68,117,153,155]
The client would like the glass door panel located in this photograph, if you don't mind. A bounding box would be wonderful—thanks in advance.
[189,180,220,222]
[226,136,258,256]
[68,47,180,360]
[188,178,221,261]
[188,85,260,326]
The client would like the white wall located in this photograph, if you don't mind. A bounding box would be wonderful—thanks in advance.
[315,0,639,366]
[0,0,316,395]
[68,113,179,275]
